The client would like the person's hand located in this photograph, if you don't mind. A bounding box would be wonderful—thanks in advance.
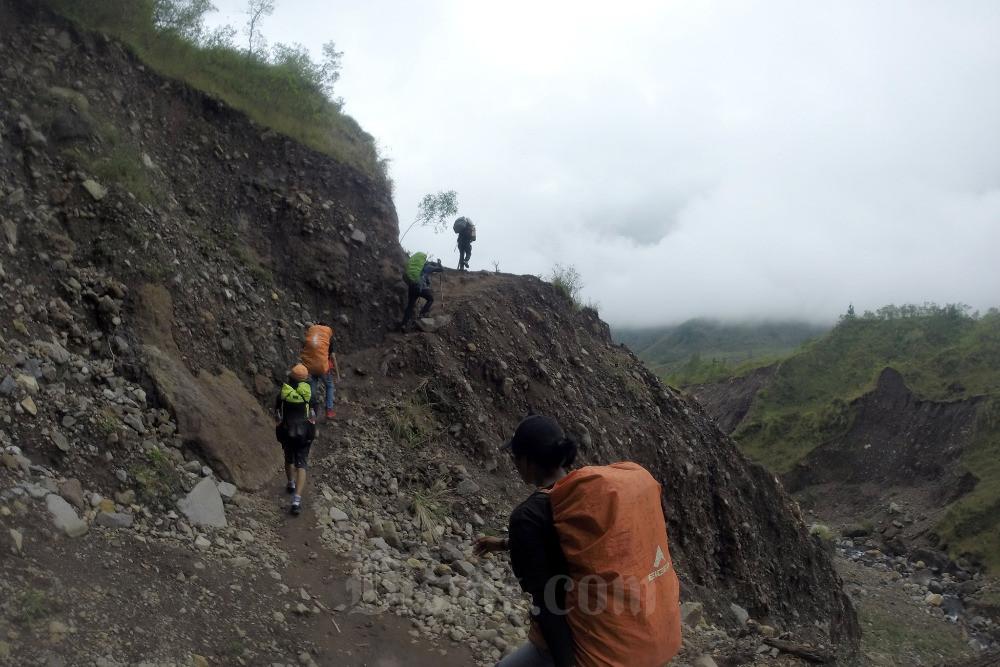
[473,535,506,557]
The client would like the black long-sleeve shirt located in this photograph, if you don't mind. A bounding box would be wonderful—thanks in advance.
[508,490,576,666]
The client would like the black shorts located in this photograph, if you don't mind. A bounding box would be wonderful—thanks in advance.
[276,420,315,469]
[282,442,311,469]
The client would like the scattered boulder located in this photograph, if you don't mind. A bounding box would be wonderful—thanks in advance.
[45,493,88,538]
[176,477,227,529]
[95,512,134,529]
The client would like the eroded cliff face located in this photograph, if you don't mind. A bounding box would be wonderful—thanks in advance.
[783,368,981,496]
[688,363,779,435]
[0,1,859,662]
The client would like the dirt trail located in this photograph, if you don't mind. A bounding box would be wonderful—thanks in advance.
[265,470,475,666]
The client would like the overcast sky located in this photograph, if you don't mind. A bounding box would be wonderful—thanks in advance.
[205,1,1000,328]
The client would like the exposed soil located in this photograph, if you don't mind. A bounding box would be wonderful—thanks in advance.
[687,363,778,435]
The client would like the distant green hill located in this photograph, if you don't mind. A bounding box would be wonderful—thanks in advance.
[613,318,830,384]
[701,303,1000,570]
[734,304,1000,466]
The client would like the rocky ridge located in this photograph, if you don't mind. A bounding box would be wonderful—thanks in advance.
[0,1,866,664]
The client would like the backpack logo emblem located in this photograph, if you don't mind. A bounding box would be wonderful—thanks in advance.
[648,545,671,581]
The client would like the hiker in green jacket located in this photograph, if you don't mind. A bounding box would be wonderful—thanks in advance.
[274,364,317,515]
[399,258,443,332]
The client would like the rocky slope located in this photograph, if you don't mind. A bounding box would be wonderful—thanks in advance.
[689,366,1000,658]
[687,363,779,436]
[1,1,862,664]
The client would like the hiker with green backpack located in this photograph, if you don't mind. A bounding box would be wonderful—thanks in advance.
[398,252,444,332]
[274,364,318,516]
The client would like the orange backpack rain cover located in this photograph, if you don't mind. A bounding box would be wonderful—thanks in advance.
[548,462,681,667]
[301,325,333,376]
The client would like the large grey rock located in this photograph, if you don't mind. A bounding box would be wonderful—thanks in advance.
[217,481,238,501]
[416,314,452,333]
[134,285,276,489]
[730,602,749,627]
[680,601,704,627]
[456,478,480,496]
[46,494,88,538]
[912,569,934,587]
[177,477,227,529]
[58,478,85,510]
[34,341,71,365]
[81,179,107,200]
[96,513,134,529]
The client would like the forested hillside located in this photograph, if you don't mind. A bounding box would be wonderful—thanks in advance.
[688,304,1000,571]
[614,318,829,383]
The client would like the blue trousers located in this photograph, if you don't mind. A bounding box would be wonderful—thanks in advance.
[308,371,335,411]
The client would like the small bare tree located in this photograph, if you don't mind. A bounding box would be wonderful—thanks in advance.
[245,0,275,58]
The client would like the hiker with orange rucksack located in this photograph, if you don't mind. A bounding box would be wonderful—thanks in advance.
[454,216,476,270]
[474,415,681,667]
[301,323,338,419]
[398,252,443,332]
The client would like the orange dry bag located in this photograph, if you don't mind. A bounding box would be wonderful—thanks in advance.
[547,462,681,667]
[301,325,333,376]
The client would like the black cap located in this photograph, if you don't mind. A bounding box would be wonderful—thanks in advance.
[500,415,565,454]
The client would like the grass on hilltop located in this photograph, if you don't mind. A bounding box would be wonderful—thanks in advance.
[38,0,386,182]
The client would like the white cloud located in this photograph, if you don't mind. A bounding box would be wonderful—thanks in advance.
[206,0,1000,327]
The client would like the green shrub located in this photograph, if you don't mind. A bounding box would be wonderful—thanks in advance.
[387,397,433,447]
[134,447,182,509]
[411,479,452,544]
[95,409,120,434]
[547,263,584,308]
[17,588,51,624]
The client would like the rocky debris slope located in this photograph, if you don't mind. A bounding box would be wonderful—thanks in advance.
[688,362,778,435]
[783,368,980,498]
[2,0,862,663]
[326,272,860,652]
[692,360,987,567]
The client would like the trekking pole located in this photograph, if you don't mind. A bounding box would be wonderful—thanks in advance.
[332,353,341,380]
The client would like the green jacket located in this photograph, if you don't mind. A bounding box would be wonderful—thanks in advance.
[275,380,315,421]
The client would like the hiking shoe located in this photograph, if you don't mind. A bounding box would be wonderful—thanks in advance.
[290,501,301,515]
[286,480,296,493]
[326,409,335,418]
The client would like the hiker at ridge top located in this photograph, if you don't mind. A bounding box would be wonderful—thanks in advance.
[274,364,318,516]
[454,216,476,271]
[473,414,680,667]
[398,257,443,332]
[301,323,338,419]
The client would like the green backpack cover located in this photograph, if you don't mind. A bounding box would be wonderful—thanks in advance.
[403,252,427,285]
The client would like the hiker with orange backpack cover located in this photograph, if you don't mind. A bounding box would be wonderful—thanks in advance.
[301,323,338,418]
[474,415,681,667]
